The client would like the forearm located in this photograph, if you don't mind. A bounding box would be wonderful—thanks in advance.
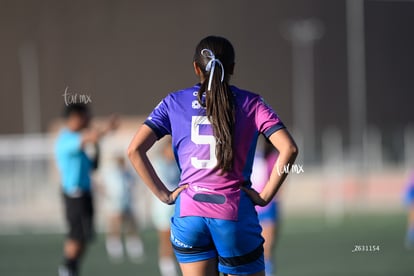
[256,129,298,205]
[128,148,171,203]
[81,115,119,146]
[260,148,298,204]
[81,129,99,147]
[127,125,173,204]
[91,143,100,170]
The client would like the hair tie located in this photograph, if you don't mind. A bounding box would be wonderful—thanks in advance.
[201,49,224,91]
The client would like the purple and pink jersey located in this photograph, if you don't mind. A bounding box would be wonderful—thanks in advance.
[145,84,285,220]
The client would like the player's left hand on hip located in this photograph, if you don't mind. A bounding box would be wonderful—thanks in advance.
[240,186,267,207]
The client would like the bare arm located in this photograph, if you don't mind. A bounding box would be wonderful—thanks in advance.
[81,114,120,146]
[127,124,187,204]
[242,129,298,206]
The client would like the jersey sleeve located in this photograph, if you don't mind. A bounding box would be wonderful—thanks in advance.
[144,96,171,139]
[255,97,285,138]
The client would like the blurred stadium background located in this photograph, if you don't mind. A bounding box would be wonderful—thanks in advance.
[0,0,413,275]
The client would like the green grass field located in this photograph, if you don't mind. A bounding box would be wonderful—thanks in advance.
[0,213,413,276]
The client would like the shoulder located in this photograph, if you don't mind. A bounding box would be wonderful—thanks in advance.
[231,85,260,98]
[233,86,277,111]
[231,85,263,111]
[166,84,201,102]
[231,85,262,103]
[55,129,81,151]
[67,129,81,139]
[153,84,201,114]
[57,128,76,140]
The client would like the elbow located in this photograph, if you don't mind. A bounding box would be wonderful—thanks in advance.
[291,144,299,156]
[286,143,299,160]
[127,144,138,161]
[127,143,146,162]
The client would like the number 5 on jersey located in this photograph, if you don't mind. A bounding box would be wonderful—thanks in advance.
[191,116,217,169]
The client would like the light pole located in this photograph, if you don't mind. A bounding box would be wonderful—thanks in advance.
[19,41,41,134]
[346,0,367,166]
[282,19,324,164]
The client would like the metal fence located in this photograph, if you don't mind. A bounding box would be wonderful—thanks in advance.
[0,126,411,233]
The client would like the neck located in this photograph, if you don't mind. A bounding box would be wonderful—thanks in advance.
[67,122,81,132]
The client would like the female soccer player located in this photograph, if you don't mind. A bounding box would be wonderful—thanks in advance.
[128,36,298,276]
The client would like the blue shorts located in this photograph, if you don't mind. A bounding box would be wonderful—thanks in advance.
[171,191,265,275]
[257,201,279,224]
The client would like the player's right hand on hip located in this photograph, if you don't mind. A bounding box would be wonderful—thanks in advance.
[167,184,188,205]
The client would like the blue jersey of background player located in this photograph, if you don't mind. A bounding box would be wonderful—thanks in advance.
[56,128,94,196]
[128,36,298,276]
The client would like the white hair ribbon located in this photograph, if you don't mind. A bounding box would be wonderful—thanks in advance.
[201,49,224,91]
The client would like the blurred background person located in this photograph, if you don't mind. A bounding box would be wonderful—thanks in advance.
[251,138,280,276]
[102,154,144,263]
[404,171,414,249]
[54,103,119,276]
[151,137,180,276]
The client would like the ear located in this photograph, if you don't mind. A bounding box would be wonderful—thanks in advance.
[193,61,203,77]
[228,62,235,75]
